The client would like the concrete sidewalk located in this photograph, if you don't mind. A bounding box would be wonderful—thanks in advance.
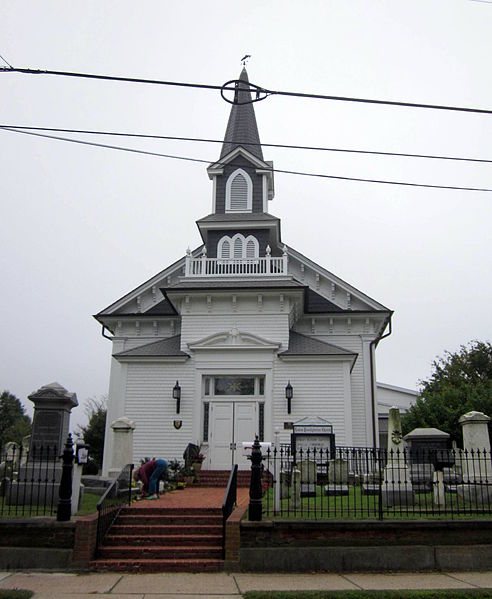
[1,570,492,598]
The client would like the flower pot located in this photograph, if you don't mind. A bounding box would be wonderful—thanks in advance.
[193,461,203,473]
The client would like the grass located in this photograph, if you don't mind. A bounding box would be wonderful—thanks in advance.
[244,591,492,599]
[0,492,101,519]
[0,591,34,599]
[76,491,100,515]
[262,485,492,520]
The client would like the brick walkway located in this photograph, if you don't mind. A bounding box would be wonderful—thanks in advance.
[134,486,250,509]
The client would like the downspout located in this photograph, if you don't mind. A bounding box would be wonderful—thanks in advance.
[101,325,114,340]
[369,313,393,448]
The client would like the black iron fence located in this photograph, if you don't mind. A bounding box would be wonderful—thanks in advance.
[222,464,238,558]
[96,463,133,551]
[0,439,60,517]
[262,445,492,519]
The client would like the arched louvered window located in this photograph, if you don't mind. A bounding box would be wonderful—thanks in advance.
[246,239,256,259]
[225,169,253,212]
[234,237,243,259]
[218,234,259,260]
[220,239,231,259]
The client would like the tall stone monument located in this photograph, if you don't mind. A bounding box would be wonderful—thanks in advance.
[457,411,492,504]
[10,383,78,505]
[29,382,78,453]
[108,416,136,479]
[382,406,414,506]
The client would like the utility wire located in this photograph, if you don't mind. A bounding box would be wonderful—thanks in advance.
[1,124,491,164]
[0,54,13,69]
[2,67,492,116]
[1,126,490,192]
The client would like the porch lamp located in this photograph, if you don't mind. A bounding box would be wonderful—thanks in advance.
[173,381,181,414]
[285,381,293,414]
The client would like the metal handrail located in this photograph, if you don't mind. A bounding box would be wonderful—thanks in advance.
[221,464,238,559]
[95,463,134,552]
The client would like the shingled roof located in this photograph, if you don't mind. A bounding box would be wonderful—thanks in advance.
[279,331,357,358]
[220,68,264,161]
[113,335,188,358]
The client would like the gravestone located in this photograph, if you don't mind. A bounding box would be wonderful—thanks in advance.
[324,458,349,496]
[299,459,317,497]
[456,411,492,504]
[29,383,78,453]
[404,427,451,465]
[10,383,78,505]
[108,416,136,479]
[382,406,414,506]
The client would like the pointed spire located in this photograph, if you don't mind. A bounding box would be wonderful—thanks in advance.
[220,68,264,161]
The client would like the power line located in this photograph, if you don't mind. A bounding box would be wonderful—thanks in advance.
[1,125,490,193]
[0,54,13,69]
[2,66,492,116]
[1,124,491,164]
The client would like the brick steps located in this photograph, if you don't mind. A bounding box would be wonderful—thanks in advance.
[91,504,225,573]
[194,470,251,487]
[93,558,223,573]
[98,544,223,560]
[116,514,221,526]
[110,524,222,536]
[105,534,222,547]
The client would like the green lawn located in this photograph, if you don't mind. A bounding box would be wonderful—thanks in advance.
[76,491,100,515]
[0,591,34,599]
[262,485,492,520]
[0,492,101,519]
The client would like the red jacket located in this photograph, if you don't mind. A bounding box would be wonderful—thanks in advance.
[139,459,156,492]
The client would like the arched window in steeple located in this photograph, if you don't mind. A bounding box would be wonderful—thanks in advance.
[225,168,253,212]
[218,234,259,259]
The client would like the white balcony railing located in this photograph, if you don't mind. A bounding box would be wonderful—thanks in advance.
[185,245,288,277]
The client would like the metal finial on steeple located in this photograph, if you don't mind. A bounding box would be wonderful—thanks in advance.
[241,54,251,66]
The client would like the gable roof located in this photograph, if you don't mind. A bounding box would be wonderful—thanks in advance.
[305,288,344,313]
[113,335,188,358]
[220,68,264,161]
[279,331,357,358]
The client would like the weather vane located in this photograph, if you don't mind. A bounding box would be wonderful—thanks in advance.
[241,54,251,66]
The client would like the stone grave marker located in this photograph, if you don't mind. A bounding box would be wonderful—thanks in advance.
[382,406,414,507]
[299,459,317,497]
[324,458,349,496]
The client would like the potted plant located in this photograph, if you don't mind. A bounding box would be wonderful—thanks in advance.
[193,452,205,473]
[181,465,195,486]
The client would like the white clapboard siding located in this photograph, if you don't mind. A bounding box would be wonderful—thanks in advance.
[125,360,195,465]
[181,313,290,350]
[316,335,368,446]
[272,360,347,445]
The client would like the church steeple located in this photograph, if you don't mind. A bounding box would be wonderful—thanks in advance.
[220,68,264,161]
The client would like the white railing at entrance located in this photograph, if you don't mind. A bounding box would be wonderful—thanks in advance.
[185,245,288,277]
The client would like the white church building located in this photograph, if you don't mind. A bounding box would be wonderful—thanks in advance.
[96,69,397,475]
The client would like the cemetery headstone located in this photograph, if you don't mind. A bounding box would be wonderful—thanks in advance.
[324,458,349,496]
[108,416,136,479]
[456,411,492,504]
[382,406,414,507]
[10,383,78,506]
[299,459,317,497]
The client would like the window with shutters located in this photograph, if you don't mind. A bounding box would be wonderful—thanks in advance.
[218,234,259,259]
[225,168,252,212]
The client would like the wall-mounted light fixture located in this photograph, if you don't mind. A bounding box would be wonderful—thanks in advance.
[285,381,293,414]
[173,381,181,414]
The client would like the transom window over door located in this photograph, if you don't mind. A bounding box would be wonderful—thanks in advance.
[204,375,265,396]
[225,168,253,212]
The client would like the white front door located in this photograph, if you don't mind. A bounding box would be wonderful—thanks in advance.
[209,401,257,470]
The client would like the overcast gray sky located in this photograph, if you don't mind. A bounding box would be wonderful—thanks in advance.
[1,0,491,431]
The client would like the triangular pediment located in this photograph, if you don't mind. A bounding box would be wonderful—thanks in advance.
[188,328,280,351]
